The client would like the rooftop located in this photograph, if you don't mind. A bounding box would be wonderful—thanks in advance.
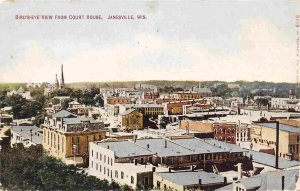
[52,110,76,118]
[172,138,228,154]
[202,138,247,153]
[216,169,300,191]
[94,141,154,158]
[254,122,300,133]
[11,126,43,145]
[134,138,195,157]
[156,170,225,186]
[119,108,137,116]
[247,150,300,169]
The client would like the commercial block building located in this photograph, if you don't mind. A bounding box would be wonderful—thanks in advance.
[43,110,106,165]
[251,121,300,161]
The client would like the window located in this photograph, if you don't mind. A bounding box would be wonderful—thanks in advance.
[104,167,106,174]
[100,154,102,161]
[108,168,110,177]
[92,150,93,157]
[96,152,98,159]
[108,157,110,164]
[111,158,113,166]
[115,170,118,178]
[96,163,98,170]
[99,165,102,172]
[91,161,93,168]
[131,176,134,184]
[104,155,106,163]
[121,171,124,179]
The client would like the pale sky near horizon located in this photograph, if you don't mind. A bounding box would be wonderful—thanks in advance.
[0,0,299,83]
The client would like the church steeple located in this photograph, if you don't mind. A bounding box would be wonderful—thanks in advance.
[55,74,59,89]
[60,64,65,89]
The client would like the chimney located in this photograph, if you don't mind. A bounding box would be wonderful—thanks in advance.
[282,176,285,190]
[169,168,172,173]
[198,179,202,185]
[152,167,156,172]
[165,140,167,148]
[134,159,138,165]
[107,145,110,149]
[147,144,149,149]
[237,163,242,180]
[224,177,227,184]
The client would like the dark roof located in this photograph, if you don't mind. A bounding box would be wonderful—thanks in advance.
[255,123,300,133]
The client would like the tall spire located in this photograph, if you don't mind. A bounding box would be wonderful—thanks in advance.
[55,74,59,89]
[60,64,65,89]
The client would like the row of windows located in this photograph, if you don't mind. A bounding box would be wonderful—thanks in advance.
[214,128,235,134]
[91,150,113,166]
[44,130,65,153]
[91,161,134,184]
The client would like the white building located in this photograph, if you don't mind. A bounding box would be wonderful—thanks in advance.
[89,140,166,189]
[271,97,300,110]
[236,123,250,144]
[10,126,43,147]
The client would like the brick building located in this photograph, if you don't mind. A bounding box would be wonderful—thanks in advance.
[213,123,237,144]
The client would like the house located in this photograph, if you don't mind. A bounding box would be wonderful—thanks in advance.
[10,126,43,147]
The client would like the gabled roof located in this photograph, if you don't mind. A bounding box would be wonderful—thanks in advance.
[119,109,138,116]
[52,110,76,118]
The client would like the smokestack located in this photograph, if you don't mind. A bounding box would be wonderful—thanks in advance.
[165,140,167,148]
[198,179,202,185]
[282,176,285,190]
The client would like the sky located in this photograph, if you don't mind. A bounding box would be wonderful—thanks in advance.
[0,0,299,83]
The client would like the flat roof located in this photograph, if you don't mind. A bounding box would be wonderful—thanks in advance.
[156,170,224,186]
[134,138,195,157]
[247,150,300,169]
[255,123,300,133]
[172,138,228,154]
[202,138,247,153]
[94,141,154,158]
[11,126,43,145]
[216,169,300,191]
